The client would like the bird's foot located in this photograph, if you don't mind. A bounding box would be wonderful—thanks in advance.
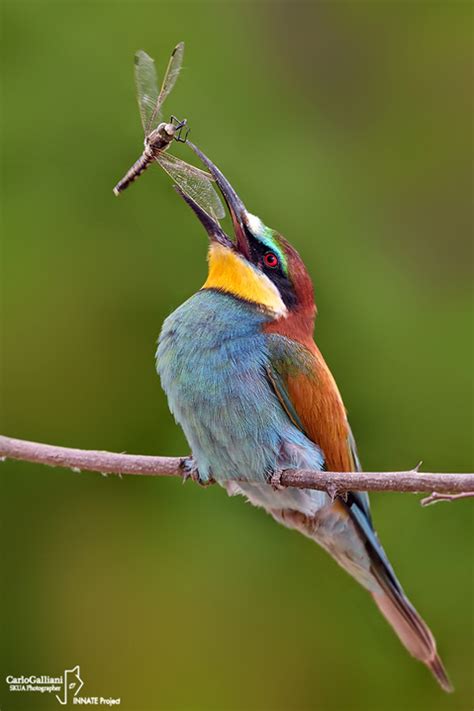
[270,469,285,491]
[325,482,347,503]
[180,457,214,487]
[326,482,339,502]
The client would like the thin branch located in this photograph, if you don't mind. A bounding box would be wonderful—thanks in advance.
[421,491,474,506]
[1,435,473,500]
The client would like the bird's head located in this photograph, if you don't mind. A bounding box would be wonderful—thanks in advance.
[175,144,316,334]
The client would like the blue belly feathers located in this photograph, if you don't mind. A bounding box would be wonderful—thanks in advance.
[157,290,324,486]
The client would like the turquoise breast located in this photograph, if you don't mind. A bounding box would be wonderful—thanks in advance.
[156,289,324,484]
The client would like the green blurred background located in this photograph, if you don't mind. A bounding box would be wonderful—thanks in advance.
[1,1,472,710]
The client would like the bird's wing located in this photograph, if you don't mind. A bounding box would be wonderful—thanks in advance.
[266,334,358,472]
[265,334,372,521]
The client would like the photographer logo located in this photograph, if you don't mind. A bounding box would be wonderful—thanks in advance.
[5,665,121,705]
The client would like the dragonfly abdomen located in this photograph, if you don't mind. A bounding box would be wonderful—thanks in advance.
[113,151,153,196]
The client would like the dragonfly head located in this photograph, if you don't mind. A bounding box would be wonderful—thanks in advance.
[175,142,316,322]
[161,122,176,139]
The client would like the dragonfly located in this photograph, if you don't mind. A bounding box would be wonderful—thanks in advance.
[113,42,225,221]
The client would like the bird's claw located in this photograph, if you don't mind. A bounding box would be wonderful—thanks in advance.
[180,457,214,487]
[270,469,285,491]
[326,483,347,503]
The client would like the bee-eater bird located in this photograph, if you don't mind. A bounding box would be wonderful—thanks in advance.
[156,143,452,692]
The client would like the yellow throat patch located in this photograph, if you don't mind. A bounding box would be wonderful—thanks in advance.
[202,243,287,316]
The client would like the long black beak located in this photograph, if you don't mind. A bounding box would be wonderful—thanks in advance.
[186,142,251,259]
[173,185,234,249]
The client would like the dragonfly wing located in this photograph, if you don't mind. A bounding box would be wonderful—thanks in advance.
[155,42,185,119]
[155,152,226,221]
[135,50,161,135]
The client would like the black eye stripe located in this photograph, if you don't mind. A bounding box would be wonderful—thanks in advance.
[245,228,297,308]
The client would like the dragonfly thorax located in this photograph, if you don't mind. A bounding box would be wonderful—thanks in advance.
[145,123,176,151]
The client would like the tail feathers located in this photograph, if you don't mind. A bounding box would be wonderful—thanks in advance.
[345,496,452,691]
[371,579,453,692]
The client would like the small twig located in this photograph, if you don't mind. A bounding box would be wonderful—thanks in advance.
[421,491,474,507]
[1,435,473,501]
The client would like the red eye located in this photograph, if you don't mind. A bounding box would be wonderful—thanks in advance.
[263,252,279,269]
